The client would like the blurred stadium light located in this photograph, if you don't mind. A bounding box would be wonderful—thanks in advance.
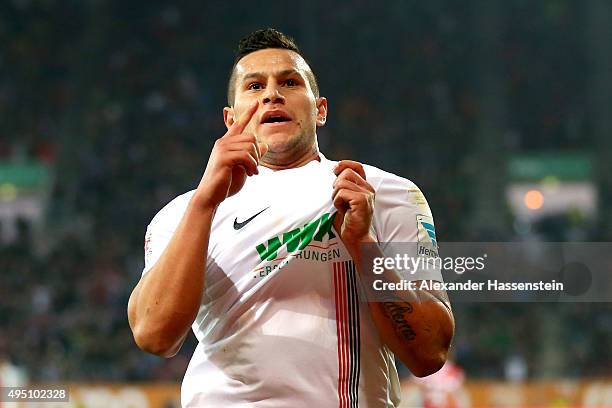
[506,153,597,224]
[0,161,52,243]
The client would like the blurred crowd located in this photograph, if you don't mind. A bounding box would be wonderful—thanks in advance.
[1,0,610,382]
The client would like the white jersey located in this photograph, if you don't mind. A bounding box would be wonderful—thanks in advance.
[142,153,441,408]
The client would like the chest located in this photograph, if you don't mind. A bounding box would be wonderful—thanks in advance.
[207,168,340,277]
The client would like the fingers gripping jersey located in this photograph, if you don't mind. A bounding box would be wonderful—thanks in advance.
[142,153,441,407]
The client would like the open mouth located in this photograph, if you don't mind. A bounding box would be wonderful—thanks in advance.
[261,111,292,124]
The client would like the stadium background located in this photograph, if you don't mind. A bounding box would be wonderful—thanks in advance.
[1,0,610,406]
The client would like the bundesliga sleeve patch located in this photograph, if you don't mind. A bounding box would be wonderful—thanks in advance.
[416,214,437,249]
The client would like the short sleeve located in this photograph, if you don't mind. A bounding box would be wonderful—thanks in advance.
[142,192,193,275]
[370,172,442,282]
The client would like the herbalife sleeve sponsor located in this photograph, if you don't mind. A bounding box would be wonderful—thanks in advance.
[416,214,439,257]
[255,212,338,261]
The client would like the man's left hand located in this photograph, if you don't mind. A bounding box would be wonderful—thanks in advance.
[332,160,376,252]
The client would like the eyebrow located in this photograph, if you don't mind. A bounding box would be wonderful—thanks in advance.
[241,69,302,83]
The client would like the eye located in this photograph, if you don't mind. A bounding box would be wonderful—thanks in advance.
[285,79,297,87]
[248,82,263,90]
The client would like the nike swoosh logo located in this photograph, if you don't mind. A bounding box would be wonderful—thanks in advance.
[233,207,270,230]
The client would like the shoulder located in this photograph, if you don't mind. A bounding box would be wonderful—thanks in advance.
[361,163,433,217]
[321,154,428,203]
[322,154,419,191]
[148,190,196,228]
[359,164,437,246]
[361,163,419,192]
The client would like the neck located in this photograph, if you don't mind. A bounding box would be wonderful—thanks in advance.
[260,145,320,171]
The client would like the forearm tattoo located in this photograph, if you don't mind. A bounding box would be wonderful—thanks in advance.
[382,301,416,341]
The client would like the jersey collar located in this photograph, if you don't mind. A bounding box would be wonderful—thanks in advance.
[258,151,330,174]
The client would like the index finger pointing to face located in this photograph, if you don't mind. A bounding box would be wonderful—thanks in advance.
[228,100,259,136]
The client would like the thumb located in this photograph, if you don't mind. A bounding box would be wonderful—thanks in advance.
[258,142,269,158]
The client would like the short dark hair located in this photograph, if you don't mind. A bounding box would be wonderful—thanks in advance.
[227,28,319,106]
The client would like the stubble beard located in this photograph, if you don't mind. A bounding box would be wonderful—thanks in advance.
[260,124,317,167]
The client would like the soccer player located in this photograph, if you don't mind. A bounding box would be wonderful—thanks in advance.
[128,28,454,407]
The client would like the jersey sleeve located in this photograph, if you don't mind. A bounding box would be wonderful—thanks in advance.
[142,192,192,275]
[370,172,443,282]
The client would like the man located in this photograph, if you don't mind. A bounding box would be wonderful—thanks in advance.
[128,28,454,407]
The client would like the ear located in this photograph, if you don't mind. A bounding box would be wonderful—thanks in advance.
[315,97,328,127]
[223,106,235,130]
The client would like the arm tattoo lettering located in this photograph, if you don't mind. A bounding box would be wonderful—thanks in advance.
[382,301,416,341]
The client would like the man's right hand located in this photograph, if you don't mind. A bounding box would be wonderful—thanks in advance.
[128,102,267,357]
[195,101,268,209]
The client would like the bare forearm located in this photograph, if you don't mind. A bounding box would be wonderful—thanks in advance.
[369,289,454,377]
[128,196,215,356]
[330,160,453,375]
[128,101,265,356]
[347,239,455,376]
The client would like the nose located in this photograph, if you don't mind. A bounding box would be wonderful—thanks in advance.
[262,84,285,105]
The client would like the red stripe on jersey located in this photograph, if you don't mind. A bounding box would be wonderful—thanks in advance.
[335,260,358,408]
[341,261,350,407]
[333,264,344,408]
